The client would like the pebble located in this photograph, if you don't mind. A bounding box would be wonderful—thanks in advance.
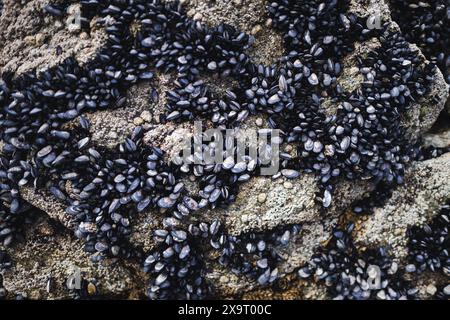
[193,13,203,21]
[133,117,144,126]
[24,35,36,45]
[284,144,293,152]
[283,182,293,189]
[54,21,63,29]
[426,284,437,295]
[79,32,90,40]
[35,33,46,45]
[141,111,152,122]
[257,193,267,203]
[109,132,118,139]
[255,118,263,126]
[68,22,81,34]
[87,282,97,295]
[251,25,262,35]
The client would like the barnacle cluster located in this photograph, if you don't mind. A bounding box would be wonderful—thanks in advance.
[0,0,448,300]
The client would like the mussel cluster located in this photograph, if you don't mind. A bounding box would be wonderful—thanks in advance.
[405,202,449,275]
[390,0,450,84]
[0,0,447,299]
[296,201,449,300]
[297,223,418,300]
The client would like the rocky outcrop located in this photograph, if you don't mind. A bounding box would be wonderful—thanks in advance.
[1,213,146,299]
[0,0,107,75]
[354,153,450,260]
[0,0,449,299]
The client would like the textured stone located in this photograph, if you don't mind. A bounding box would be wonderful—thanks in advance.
[0,213,145,299]
[354,153,450,260]
[1,0,449,300]
[0,0,107,75]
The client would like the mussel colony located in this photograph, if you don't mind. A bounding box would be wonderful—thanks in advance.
[0,0,449,299]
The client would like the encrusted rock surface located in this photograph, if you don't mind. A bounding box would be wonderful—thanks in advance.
[0,0,449,299]
[354,152,450,260]
[424,127,450,149]
[184,0,284,66]
[1,212,146,299]
[0,0,107,76]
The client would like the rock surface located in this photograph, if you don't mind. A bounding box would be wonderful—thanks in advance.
[354,153,450,260]
[424,128,450,149]
[0,0,107,76]
[0,0,449,299]
[1,212,145,299]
